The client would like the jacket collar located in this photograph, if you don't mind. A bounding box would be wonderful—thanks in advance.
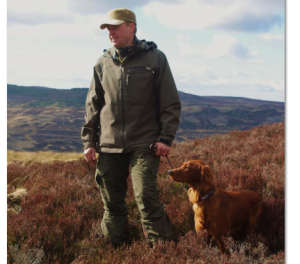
[104,38,157,60]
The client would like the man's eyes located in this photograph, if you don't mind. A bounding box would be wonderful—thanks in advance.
[108,26,119,31]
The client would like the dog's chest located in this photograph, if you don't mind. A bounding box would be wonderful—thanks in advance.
[193,203,205,223]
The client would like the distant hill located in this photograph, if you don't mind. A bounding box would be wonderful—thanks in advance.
[7,84,285,152]
[7,84,88,108]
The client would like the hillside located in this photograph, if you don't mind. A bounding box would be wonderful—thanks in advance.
[7,84,285,152]
[7,123,285,263]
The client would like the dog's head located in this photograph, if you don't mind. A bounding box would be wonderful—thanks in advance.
[168,160,215,192]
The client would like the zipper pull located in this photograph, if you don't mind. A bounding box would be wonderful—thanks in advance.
[145,67,155,74]
[126,73,129,86]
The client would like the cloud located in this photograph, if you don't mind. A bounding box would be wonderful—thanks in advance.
[8,10,74,26]
[176,35,202,56]
[7,0,182,26]
[261,33,285,42]
[8,0,73,25]
[202,34,263,63]
[204,34,236,58]
[143,0,284,33]
[169,54,284,101]
[171,62,217,86]
[258,85,276,93]
[177,82,284,102]
[8,14,107,39]
[230,42,251,58]
[258,32,285,50]
[217,13,283,33]
[66,0,182,15]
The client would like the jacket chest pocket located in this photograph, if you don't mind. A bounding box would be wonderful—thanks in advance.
[126,67,155,105]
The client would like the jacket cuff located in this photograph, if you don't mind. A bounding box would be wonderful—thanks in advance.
[156,135,173,146]
[158,138,169,145]
[82,141,97,150]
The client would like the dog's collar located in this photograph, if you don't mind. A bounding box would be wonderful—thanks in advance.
[198,188,216,202]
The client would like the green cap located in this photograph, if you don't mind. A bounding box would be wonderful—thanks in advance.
[100,8,136,30]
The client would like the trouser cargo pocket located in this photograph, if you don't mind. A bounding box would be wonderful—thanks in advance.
[95,153,130,246]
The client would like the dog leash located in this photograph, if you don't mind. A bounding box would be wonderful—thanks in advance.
[149,143,174,169]
[138,144,188,193]
[149,143,188,193]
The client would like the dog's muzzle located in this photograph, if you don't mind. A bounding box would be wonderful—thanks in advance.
[167,170,172,175]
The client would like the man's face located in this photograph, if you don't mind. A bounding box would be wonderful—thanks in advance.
[107,23,134,49]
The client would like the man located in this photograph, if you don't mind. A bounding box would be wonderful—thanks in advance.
[81,8,181,247]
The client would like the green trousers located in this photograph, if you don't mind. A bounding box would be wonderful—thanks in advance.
[95,149,173,246]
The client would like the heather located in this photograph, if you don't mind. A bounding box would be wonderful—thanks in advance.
[7,122,285,263]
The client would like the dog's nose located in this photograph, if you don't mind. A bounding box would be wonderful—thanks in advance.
[167,170,172,175]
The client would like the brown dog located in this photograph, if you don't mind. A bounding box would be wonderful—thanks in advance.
[168,160,263,254]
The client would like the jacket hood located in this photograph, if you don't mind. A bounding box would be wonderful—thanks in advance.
[103,38,157,58]
[137,39,157,50]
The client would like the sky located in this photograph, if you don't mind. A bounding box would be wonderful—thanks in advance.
[7,0,285,102]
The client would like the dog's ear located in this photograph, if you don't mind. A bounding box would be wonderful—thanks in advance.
[199,165,214,192]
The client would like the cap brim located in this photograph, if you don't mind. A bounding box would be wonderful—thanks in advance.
[100,19,125,29]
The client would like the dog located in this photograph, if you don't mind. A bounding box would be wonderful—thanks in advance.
[168,160,263,254]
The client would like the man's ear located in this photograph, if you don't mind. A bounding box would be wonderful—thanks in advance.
[129,23,135,34]
[199,165,214,192]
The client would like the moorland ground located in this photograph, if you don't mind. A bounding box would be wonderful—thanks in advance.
[7,122,284,263]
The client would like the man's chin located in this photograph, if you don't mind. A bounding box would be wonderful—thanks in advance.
[111,41,119,48]
[113,44,121,49]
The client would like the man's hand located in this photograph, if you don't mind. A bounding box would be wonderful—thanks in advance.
[155,142,171,157]
[83,147,97,163]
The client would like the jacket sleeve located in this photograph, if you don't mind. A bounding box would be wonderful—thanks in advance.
[155,52,181,146]
[81,66,104,150]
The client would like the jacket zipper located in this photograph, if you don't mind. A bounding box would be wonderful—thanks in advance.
[121,66,126,150]
[126,72,129,94]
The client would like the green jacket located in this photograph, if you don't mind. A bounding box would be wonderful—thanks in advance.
[81,39,181,153]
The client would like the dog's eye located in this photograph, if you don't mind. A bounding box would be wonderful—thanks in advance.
[185,167,189,170]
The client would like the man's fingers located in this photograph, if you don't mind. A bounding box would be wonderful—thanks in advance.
[83,147,96,163]
[154,144,170,157]
[85,155,96,163]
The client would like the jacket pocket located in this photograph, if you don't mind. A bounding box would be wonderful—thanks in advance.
[95,154,117,188]
[126,66,154,105]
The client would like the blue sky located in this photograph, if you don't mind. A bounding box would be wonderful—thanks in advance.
[7,0,285,102]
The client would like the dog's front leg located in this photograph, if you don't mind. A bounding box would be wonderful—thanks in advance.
[213,233,229,255]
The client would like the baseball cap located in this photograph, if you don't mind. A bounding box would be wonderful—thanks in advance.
[100,8,136,30]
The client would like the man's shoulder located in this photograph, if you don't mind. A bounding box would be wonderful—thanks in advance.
[137,40,163,54]
[138,43,167,61]
[94,48,114,67]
